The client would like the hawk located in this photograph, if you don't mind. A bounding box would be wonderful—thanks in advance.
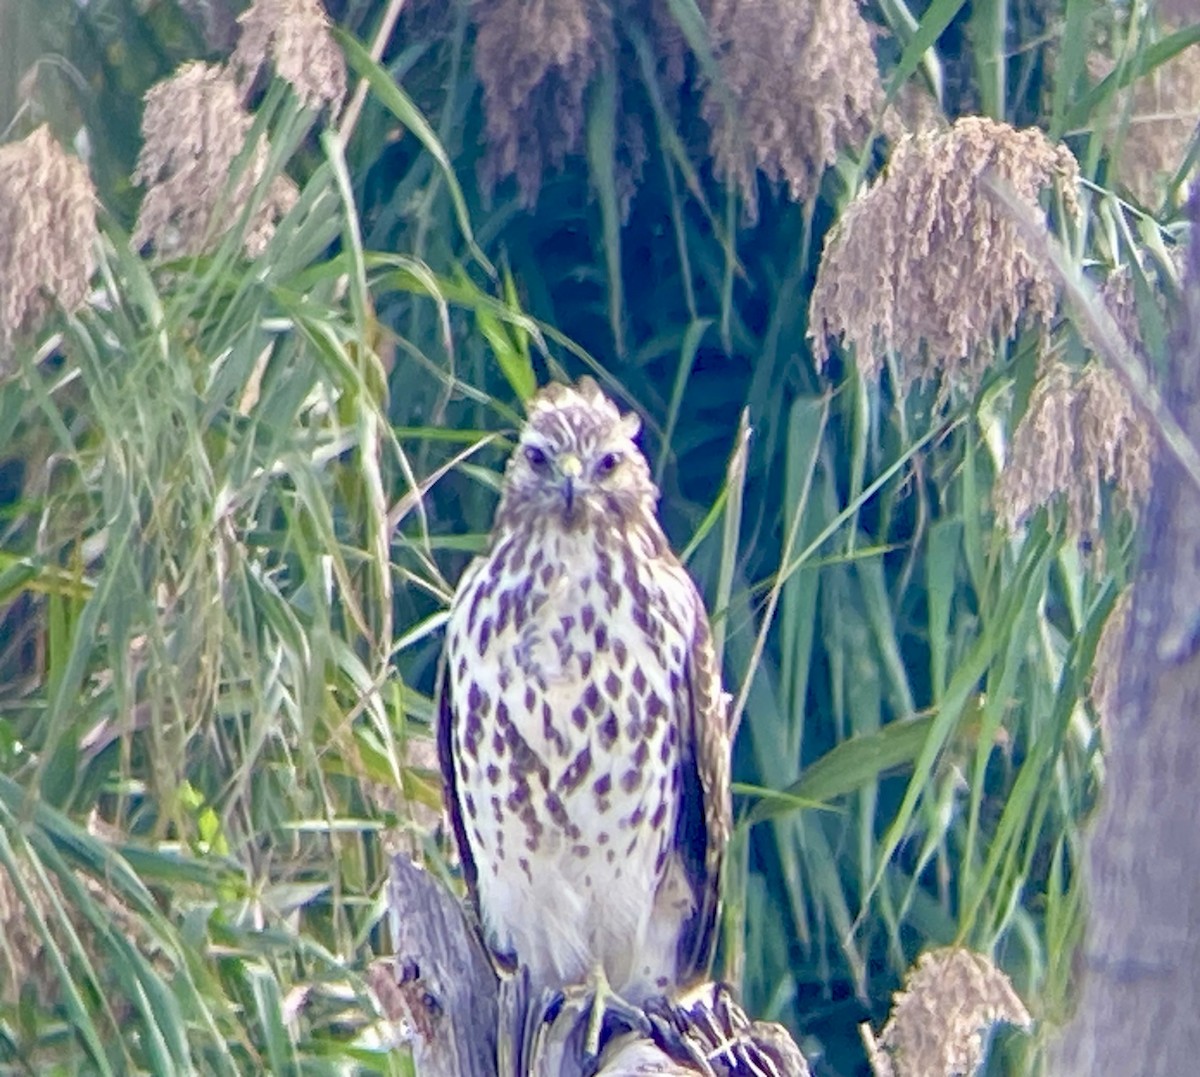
[438,377,732,1017]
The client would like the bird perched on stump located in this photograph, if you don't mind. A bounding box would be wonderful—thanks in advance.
[438,377,732,1028]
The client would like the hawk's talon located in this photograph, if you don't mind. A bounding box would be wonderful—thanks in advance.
[581,964,650,1060]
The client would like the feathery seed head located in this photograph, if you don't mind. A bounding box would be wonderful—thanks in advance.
[1,839,154,1011]
[232,0,347,113]
[867,947,1031,1077]
[0,857,57,1006]
[497,377,657,532]
[880,78,945,142]
[995,361,1152,543]
[244,174,301,258]
[810,117,1080,396]
[133,62,296,258]
[702,0,883,220]
[1099,266,1148,361]
[473,0,607,209]
[1094,256,1181,373]
[1090,587,1131,740]
[0,125,98,362]
[1091,32,1200,208]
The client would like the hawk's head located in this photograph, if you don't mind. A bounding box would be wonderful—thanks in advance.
[497,377,659,531]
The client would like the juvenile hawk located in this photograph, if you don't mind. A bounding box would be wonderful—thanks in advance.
[438,377,731,1009]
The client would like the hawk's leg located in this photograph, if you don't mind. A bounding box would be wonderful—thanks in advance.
[581,962,649,1059]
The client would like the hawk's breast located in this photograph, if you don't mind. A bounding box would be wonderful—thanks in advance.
[445,521,697,994]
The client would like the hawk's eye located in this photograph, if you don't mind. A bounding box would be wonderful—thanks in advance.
[524,445,550,470]
[595,452,621,477]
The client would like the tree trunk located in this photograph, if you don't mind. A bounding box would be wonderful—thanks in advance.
[1055,195,1200,1074]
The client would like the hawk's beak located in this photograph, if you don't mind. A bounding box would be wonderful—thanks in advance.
[560,452,582,515]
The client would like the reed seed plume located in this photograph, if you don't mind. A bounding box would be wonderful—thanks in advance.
[1099,266,1148,361]
[133,62,297,259]
[1091,30,1200,208]
[1093,257,1180,373]
[177,0,240,51]
[0,125,98,364]
[245,175,301,258]
[1090,587,1132,738]
[995,361,1153,542]
[0,841,153,1012]
[702,0,883,220]
[470,0,883,217]
[473,0,607,208]
[232,0,347,114]
[0,856,57,1006]
[881,78,945,142]
[863,947,1031,1077]
[810,117,1080,396]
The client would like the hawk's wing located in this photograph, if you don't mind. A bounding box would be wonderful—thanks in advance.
[436,656,480,907]
[673,572,733,982]
[437,557,520,973]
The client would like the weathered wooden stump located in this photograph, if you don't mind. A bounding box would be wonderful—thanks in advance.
[375,854,810,1077]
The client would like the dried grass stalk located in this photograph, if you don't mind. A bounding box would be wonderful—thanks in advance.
[232,0,347,113]
[863,947,1032,1077]
[0,125,98,359]
[810,117,1080,396]
[133,62,298,259]
[995,361,1153,542]
[702,0,883,220]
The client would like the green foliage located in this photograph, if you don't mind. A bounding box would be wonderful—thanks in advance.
[0,0,1192,1072]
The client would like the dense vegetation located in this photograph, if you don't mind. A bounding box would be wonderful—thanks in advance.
[0,0,1195,1072]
